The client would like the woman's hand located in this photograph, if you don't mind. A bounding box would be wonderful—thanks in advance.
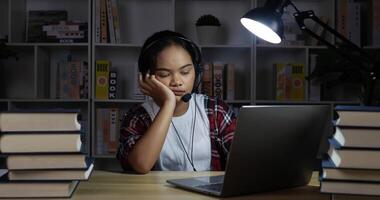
[139,73,176,108]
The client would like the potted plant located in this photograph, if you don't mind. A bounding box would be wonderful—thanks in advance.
[195,14,223,44]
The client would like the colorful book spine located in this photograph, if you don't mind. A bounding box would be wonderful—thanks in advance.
[213,62,224,99]
[106,0,115,43]
[225,64,235,100]
[100,0,108,43]
[274,63,291,100]
[111,0,121,43]
[95,60,110,99]
[290,63,305,101]
[108,70,117,99]
[201,62,213,97]
[95,0,101,43]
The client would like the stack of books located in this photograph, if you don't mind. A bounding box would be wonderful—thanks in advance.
[0,110,94,198]
[320,105,380,198]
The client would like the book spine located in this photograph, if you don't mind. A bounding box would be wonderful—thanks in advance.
[100,0,108,43]
[106,0,115,44]
[213,62,224,100]
[201,62,213,97]
[337,0,348,38]
[95,60,110,99]
[95,0,101,43]
[347,1,361,46]
[274,63,291,100]
[111,0,121,43]
[108,108,118,153]
[68,61,81,99]
[58,56,70,99]
[308,54,321,101]
[290,63,305,101]
[79,61,89,99]
[96,109,105,154]
[131,63,145,99]
[108,70,117,99]
[225,64,235,100]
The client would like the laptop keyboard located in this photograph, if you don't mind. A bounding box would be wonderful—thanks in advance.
[196,183,223,192]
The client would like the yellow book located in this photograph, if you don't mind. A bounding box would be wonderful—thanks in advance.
[95,60,110,99]
[290,63,305,101]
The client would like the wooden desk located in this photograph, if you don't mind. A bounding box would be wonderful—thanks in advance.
[69,170,329,200]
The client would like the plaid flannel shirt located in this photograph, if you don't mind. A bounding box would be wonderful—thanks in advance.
[117,95,236,171]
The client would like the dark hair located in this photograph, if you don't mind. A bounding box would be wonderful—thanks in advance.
[138,30,201,76]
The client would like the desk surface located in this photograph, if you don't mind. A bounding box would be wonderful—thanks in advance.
[68,170,329,200]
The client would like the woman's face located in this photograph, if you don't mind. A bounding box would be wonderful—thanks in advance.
[154,44,196,102]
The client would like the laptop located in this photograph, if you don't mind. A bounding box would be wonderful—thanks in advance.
[167,105,331,197]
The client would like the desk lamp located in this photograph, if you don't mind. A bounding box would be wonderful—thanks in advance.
[240,0,379,105]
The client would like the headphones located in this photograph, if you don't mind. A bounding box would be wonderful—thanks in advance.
[138,31,203,94]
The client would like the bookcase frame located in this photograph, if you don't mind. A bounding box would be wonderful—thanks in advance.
[1,0,377,162]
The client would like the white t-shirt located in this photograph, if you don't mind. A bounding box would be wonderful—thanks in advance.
[142,94,211,171]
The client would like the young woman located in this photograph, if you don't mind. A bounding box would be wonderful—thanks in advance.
[117,30,236,174]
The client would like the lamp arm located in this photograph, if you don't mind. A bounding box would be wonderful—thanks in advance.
[292,10,378,105]
[294,10,373,72]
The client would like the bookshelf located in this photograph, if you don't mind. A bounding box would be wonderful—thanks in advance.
[1,0,378,162]
[0,0,92,156]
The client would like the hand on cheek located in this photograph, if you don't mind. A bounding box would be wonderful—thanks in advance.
[139,72,176,108]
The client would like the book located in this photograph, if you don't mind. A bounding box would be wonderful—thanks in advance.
[109,70,117,99]
[0,111,81,132]
[331,194,380,200]
[327,144,380,169]
[95,60,110,99]
[322,167,380,182]
[289,63,305,101]
[321,181,380,196]
[26,10,68,42]
[106,0,115,43]
[6,154,92,170]
[0,133,83,153]
[308,16,329,45]
[111,0,121,43]
[347,0,361,46]
[95,0,101,43]
[337,0,348,39]
[8,163,94,181]
[131,62,145,100]
[100,0,108,43]
[213,62,224,99]
[335,106,380,128]
[274,63,291,100]
[225,63,235,100]
[108,108,119,153]
[201,62,213,97]
[332,126,380,148]
[0,179,79,198]
[308,54,321,101]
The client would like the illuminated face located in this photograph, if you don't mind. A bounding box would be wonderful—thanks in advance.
[154,45,196,102]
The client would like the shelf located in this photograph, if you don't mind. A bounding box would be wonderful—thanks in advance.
[94,99,146,103]
[94,43,141,47]
[7,99,90,103]
[255,100,361,105]
[363,46,380,49]
[93,155,116,158]
[6,43,89,47]
[225,100,251,104]
[200,44,252,49]
[256,44,306,49]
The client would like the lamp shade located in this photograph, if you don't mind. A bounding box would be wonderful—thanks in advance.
[240,7,284,44]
